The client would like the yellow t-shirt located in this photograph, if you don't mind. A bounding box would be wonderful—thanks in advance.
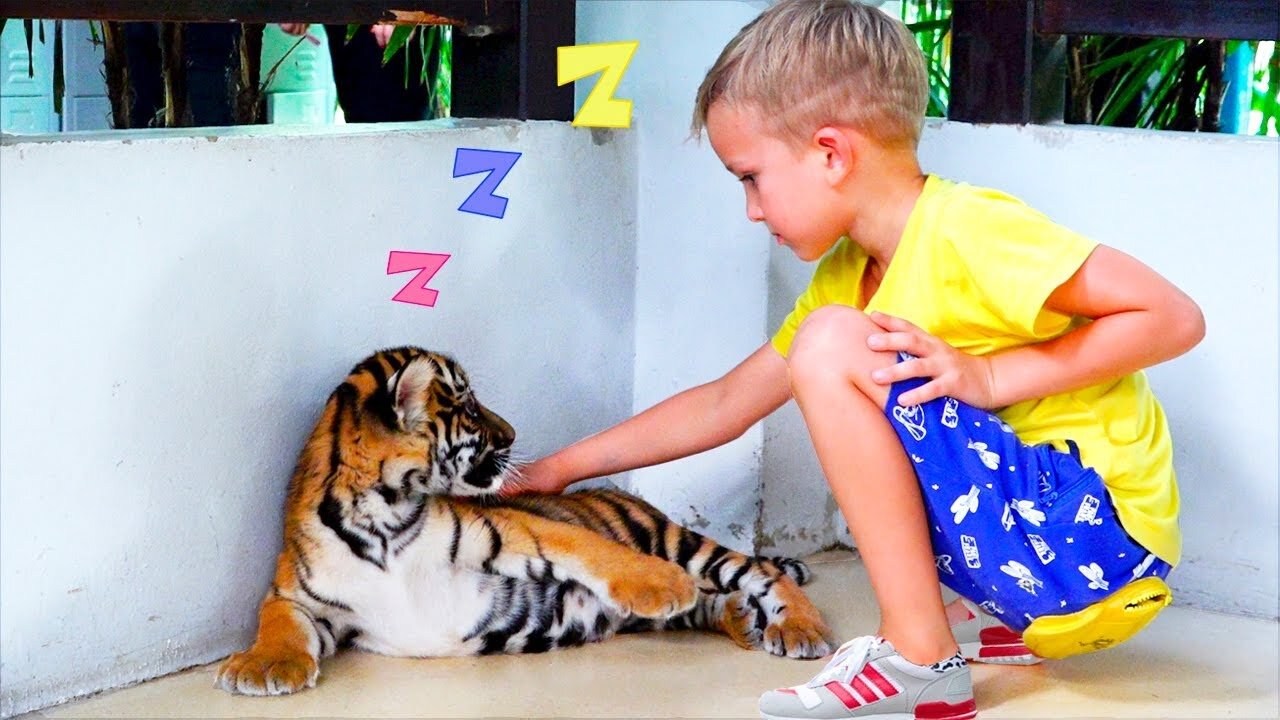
[771,176,1181,566]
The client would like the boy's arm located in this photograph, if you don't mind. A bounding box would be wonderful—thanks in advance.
[509,343,792,494]
[987,244,1205,408]
[871,245,1205,409]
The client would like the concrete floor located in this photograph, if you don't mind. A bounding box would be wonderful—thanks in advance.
[18,551,1279,719]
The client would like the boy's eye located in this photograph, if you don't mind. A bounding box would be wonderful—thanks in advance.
[740,174,756,184]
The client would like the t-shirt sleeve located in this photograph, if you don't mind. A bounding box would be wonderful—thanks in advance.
[945,193,1099,339]
[771,253,839,358]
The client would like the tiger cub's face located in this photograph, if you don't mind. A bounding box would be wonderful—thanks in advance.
[370,348,516,498]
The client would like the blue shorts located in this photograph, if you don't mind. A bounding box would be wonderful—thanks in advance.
[884,354,1171,632]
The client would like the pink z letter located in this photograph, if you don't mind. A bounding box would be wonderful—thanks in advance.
[387,251,451,308]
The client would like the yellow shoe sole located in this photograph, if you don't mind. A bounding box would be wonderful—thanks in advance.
[1023,576,1172,659]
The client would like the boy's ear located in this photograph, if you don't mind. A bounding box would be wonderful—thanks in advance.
[812,126,855,184]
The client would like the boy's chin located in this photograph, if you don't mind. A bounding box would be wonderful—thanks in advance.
[790,243,833,262]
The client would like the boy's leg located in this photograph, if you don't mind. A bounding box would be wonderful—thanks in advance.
[787,306,957,665]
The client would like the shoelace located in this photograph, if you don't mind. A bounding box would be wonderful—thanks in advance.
[804,635,880,688]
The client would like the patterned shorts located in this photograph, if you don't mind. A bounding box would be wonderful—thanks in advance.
[884,354,1172,632]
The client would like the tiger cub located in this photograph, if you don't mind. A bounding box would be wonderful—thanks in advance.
[216,347,832,696]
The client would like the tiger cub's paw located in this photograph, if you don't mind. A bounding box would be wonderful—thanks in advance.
[765,556,813,586]
[720,592,765,651]
[606,556,697,619]
[762,613,833,659]
[215,647,319,696]
[763,576,833,659]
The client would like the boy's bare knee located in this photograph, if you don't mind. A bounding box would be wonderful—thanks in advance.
[788,306,895,401]
[790,306,875,372]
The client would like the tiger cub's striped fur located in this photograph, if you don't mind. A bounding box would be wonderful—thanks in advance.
[216,347,832,696]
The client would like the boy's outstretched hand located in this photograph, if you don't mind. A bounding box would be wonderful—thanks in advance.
[866,311,998,409]
[500,458,569,497]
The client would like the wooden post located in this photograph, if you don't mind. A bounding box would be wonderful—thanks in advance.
[450,0,573,121]
[949,0,1064,125]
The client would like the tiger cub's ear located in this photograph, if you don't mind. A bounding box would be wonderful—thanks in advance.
[389,356,437,432]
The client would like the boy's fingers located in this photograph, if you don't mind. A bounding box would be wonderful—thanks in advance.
[868,329,924,354]
[898,379,942,406]
[867,311,900,330]
[872,357,924,384]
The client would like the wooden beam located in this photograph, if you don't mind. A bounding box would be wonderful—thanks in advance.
[0,1,497,26]
[7,0,573,122]
[1037,0,1278,41]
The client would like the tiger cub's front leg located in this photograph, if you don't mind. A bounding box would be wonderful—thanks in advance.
[215,592,327,696]
[449,502,697,619]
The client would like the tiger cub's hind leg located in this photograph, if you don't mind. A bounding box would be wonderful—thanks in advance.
[689,549,832,659]
[622,582,831,659]
[501,490,830,658]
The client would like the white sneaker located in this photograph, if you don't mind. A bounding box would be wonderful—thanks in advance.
[758,635,976,719]
[952,599,1042,665]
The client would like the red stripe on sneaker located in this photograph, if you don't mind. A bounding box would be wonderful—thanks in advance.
[850,676,876,703]
[777,688,797,695]
[979,643,1034,658]
[979,626,1024,644]
[861,665,899,698]
[824,681,860,709]
[915,698,978,720]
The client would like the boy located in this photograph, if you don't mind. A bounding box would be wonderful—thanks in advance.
[508,1,1205,717]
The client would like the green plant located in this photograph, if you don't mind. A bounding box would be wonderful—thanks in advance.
[1070,37,1278,134]
[897,0,1278,135]
[346,22,452,118]
[1248,41,1279,134]
[901,0,951,117]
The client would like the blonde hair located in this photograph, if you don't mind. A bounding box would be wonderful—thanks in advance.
[691,0,928,149]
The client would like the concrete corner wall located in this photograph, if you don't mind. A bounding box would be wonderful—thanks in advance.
[0,119,638,716]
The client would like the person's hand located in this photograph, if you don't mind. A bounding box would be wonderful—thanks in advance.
[500,458,570,498]
[866,311,998,409]
[278,23,310,36]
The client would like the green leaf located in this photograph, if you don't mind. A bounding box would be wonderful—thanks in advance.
[381,24,414,66]
[1136,56,1184,128]
[345,23,359,43]
[1095,41,1183,126]
[905,19,950,34]
[1086,38,1180,79]
[23,19,34,77]
[419,24,439,87]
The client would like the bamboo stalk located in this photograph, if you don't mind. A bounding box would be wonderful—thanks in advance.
[160,22,188,127]
[100,21,132,128]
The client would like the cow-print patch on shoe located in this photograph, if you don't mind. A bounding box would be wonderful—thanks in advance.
[929,651,967,673]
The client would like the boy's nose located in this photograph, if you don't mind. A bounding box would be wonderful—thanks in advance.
[746,202,764,222]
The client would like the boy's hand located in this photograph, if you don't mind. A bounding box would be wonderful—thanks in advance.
[866,312,998,409]
[500,458,570,497]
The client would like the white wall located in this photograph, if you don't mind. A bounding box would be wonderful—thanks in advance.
[0,119,637,717]
[762,121,1280,619]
